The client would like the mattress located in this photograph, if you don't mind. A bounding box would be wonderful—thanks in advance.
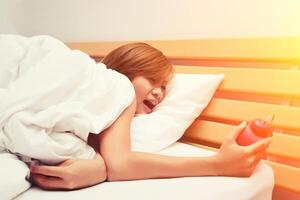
[15,142,274,200]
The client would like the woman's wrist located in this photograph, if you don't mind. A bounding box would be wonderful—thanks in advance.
[93,153,107,181]
[209,154,222,176]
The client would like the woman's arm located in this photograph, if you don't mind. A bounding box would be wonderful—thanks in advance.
[30,97,271,189]
[99,98,272,181]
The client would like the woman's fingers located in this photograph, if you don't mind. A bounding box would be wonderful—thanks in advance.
[58,159,74,167]
[226,121,247,143]
[30,174,66,190]
[247,137,272,155]
[248,151,267,174]
[30,165,65,178]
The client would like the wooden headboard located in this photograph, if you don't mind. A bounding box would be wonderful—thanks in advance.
[67,37,300,199]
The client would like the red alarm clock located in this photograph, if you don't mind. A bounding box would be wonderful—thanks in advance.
[236,117,274,146]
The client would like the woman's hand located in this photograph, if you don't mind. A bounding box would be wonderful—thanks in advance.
[214,121,272,177]
[30,153,107,190]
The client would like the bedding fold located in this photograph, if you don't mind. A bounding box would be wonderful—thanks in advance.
[0,35,135,165]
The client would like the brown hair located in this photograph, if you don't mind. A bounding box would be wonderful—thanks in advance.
[101,43,173,83]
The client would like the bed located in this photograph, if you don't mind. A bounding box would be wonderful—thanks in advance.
[13,37,300,200]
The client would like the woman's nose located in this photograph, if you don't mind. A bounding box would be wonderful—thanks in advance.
[152,88,163,101]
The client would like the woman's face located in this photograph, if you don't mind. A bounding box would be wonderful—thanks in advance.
[131,75,172,115]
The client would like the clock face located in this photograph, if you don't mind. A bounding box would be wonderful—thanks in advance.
[250,119,273,137]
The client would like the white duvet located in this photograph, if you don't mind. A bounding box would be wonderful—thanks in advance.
[0,35,135,165]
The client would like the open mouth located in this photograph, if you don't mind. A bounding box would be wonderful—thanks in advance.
[143,100,155,112]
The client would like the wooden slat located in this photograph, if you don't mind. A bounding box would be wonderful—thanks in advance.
[265,161,300,193]
[67,37,300,63]
[67,41,129,58]
[182,141,300,193]
[183,120,300,161]
[172,59,297,70]
[174,65,300,97]
[201,98,300,132]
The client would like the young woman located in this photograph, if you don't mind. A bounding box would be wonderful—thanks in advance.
[30,43,272,190]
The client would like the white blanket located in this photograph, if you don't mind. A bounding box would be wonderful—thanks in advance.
[0,35,135,165]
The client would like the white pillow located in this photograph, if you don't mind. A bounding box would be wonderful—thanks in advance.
[131,73,224,152]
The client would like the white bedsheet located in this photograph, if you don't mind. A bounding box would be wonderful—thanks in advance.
[15,142,274,200]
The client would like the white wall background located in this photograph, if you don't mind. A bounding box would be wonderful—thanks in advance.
[1,0,300,42]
